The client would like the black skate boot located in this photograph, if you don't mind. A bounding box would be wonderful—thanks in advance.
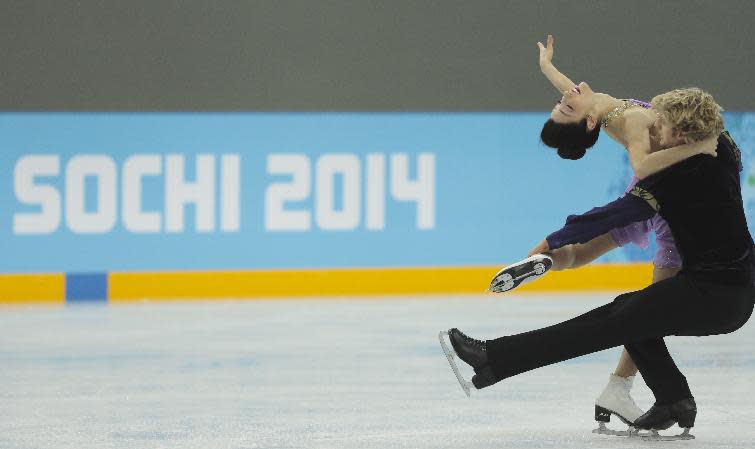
[471,366,497,389]
[634,397,697,431]
[447,328,496,389]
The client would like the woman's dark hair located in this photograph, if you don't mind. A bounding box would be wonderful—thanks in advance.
[540,118,601,160]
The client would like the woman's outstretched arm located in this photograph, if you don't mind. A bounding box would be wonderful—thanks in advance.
[538,34,576,94]
[538,233,619,271]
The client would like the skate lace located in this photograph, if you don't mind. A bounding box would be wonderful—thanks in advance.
[460,333,486,351]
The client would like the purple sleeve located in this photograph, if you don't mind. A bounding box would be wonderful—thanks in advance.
[609,220,651,249]
[650,215,683,268]
[546,194,656,250]
[608,176,650,248]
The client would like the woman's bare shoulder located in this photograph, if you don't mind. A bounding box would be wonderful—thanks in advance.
[622,108,656,127]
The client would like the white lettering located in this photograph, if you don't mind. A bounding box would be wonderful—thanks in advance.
[365,153,385,230]
[265,154,311,231]
[65,155,117,234]
[13,155,61,234]
[221,154,241,232]
[11,151,433,235]
[390,153,435,230]
[165,154,215,232]
[316,154,360,230]
[123,154,162,233]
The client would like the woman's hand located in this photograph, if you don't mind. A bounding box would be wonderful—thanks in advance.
[537,34,555,69]
[537,34,576,93]
[528,239,550,256]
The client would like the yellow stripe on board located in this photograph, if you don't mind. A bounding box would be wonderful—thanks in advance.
[0,273,65,304]
[109,266,491,301]
[515,263,653,292]
[109,263,653,302]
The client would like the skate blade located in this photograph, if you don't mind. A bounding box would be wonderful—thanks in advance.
[438,331,474,397]
[592,422,633,437]
[634,428,695,441]
[489,255,552,293]
[592,428,634,437]
[593,423,694,441]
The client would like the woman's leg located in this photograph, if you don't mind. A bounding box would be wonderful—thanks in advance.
[613,349,638,377]
[594,350,642,425]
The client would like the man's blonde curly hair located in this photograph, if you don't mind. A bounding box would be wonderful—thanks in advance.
[651,88,724,142]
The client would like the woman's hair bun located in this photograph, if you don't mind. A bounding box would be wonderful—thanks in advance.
[557,147,587,160]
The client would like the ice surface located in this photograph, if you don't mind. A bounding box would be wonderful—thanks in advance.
[1,293,754,449]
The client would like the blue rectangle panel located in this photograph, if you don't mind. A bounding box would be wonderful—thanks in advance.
[66,273,108,303]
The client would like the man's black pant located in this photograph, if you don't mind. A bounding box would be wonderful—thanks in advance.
[486,274,755,404]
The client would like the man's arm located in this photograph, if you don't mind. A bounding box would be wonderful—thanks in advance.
[538,35,576,93]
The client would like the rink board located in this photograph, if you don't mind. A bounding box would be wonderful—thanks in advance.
[0,263,652,303]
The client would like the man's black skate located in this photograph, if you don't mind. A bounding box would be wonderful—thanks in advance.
[447,328,496,389]
[448,328,487,367]
[594,398,696,441]
[438,328,496,396]
[489,254,553,293]
[634,398,696,431]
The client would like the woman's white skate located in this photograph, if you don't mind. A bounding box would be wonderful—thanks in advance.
[489,254,553,293]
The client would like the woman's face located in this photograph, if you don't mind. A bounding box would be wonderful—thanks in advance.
[550,81,594,124]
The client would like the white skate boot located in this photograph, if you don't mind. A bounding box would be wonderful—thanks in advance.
[593,374,696,441]
[593,374,643,436]
[489,254,552,293]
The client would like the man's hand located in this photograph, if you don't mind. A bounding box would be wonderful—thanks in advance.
[537,34,554,69]
[528,239,550,256]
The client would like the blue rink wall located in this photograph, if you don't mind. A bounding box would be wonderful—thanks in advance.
[2,112,755,302]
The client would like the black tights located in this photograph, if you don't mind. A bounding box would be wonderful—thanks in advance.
[486,275,755,404]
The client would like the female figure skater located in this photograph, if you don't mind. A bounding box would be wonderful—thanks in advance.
[535,34,712,175]
[446,84,753,439]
